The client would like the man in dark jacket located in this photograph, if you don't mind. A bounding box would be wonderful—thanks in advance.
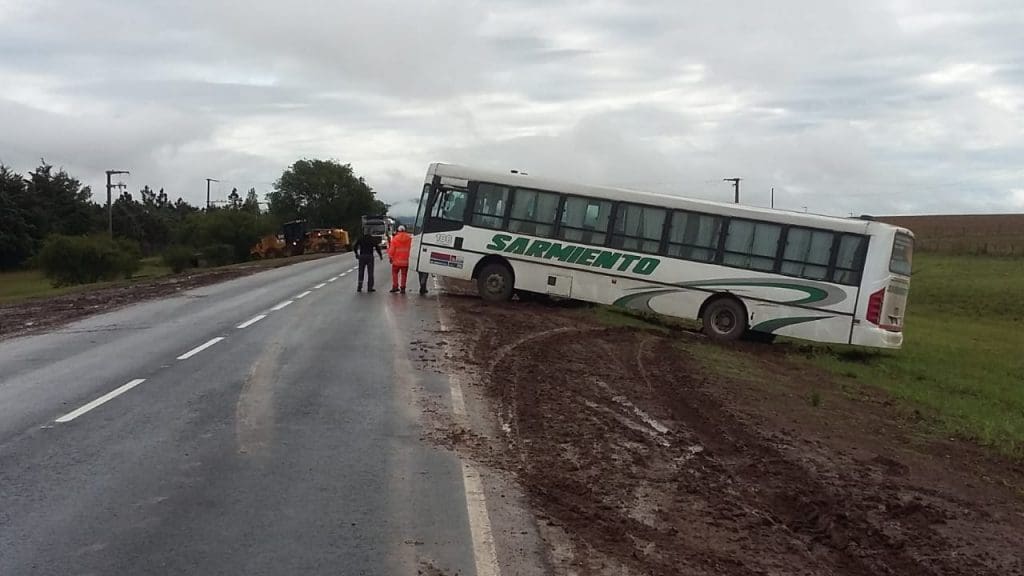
[353,234,383,292]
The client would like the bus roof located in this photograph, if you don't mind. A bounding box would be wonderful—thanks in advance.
[432,163,904,237]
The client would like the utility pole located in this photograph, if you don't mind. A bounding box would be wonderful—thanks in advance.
[771,187,775,209]
[105,169,129,237]
[206,178,219,210]
[723,177,741,204]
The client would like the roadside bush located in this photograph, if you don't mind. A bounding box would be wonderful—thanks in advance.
[37,234,141,286]
[114,238,142,279]
[199,243,235,267]
[162,244,195,273]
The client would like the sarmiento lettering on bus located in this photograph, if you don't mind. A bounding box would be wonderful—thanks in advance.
[485,234,660,276]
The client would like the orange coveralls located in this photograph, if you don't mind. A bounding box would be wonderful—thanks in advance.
[387,231,412,290]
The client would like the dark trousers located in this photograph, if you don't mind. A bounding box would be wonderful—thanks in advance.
[357,255,375,289]
[418,272,429,292]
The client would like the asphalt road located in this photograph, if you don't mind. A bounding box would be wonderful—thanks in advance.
[0,255,492,575]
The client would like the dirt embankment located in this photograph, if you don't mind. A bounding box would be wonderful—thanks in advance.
[0,254,332,340]
[428,292,1024,575]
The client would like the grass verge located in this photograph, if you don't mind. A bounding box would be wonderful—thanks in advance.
[0,253,333,306]
[589,306,671,333]
[808,253,1024,457]
[0,258,171,305]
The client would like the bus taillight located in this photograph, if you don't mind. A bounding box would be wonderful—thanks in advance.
[866,288,885,325]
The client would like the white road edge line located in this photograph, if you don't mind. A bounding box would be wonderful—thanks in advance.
[296,290,312,299]
[437,309,501,576]
[236,314,267,329]
[177,337,225,360]
[55,379,146,423]
[270,300,293,311]
[313,282,327,289]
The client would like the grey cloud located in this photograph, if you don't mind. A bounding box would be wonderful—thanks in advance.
[0,0,1022,215]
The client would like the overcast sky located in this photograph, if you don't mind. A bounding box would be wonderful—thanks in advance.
[1,0,1022,217]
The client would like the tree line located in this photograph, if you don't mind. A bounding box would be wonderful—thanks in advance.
[0,158,389,273]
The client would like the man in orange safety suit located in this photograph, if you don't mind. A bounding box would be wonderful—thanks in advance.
[387,225,413,294]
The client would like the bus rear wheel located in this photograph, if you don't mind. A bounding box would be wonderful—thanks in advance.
[702,298,747,342]
[478,263,514,302]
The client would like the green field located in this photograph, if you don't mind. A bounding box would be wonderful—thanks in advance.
[811,253,1024,456]
[0,258,171,305]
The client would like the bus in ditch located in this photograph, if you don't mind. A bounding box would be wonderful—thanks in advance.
[412,163,913,348]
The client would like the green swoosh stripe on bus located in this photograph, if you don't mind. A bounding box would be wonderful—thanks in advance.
[612,289,681,312]
[750,316,828,334]
[676,280,836,305]
[623,279,845,306]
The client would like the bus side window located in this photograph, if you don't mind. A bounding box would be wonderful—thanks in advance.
[666,211,721,262]
[833,234,867,285]
[435,189,468,222]
[470,183,509,230]
[423,187,469,234]
[781,228,833,280]
[610,203,665,254]
[509,189,560,237]
[560,197,612,244]
[723,219,781,271]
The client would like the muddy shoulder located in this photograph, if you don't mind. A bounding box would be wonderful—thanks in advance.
[432,291,1024,576]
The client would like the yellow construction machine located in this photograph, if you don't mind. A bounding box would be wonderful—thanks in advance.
[249,234,286,259]
[307,228,351,253]
[250,222,350,259]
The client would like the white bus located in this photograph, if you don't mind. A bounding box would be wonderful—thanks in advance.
[412,163,913,348]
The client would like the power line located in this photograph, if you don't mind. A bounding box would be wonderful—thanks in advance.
[215,178,276,187]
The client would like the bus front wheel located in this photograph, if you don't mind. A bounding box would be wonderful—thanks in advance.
[702,298,747,342]
[478,263,514,302]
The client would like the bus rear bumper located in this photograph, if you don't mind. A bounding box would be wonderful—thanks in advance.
[851,324,904,349]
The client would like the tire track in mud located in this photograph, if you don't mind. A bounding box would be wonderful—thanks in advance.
[637,338,987,576]
[484,326,603,460]
[438,296,1022,576]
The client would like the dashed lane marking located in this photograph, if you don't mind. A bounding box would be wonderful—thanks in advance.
[270,300,293,311]
[313,283,327,289]
[177,337,225,360]
[237,314,267,329]
[328,277,338,283]
[55,379,147,423]
[296,290,312,299]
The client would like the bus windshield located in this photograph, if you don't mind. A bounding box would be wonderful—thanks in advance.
[414,185,430,234]
[890,233,914,276]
